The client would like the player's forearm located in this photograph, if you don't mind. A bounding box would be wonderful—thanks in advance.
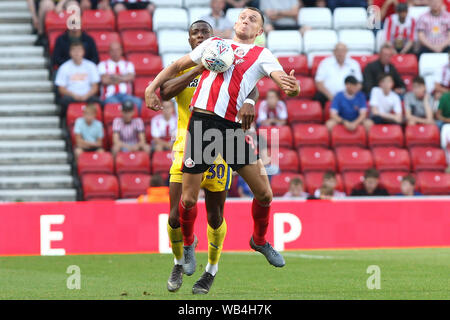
[160,65,204,100]
[246,86,259,103]
[400,41,414,54]
[58,86,76,98]
[147,56,196,93]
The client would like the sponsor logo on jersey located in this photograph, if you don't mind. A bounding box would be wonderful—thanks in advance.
[184,157,195,168]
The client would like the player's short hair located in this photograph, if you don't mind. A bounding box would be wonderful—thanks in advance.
[323,170,336,180]
[84,103,97,114]
[246,6,265,26]
[402,174,416,185]
[364,168,380,179]
[190,20,213,31]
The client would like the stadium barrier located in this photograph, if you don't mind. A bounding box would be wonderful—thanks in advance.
[0,199,449,256]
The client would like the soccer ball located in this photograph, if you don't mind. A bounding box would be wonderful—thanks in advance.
[201,38,235,73]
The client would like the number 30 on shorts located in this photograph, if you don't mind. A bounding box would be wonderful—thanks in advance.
[206,164,226,179]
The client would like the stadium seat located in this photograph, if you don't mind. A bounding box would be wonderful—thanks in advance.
[410,147,447,171]
[335,147,374,172]
[408,6,429,20]
[297,7,332,29]
[151,0,183,7]
[82,174,119,200]
[157,30,191,54]
[82,10,116,31]
[338,29,375,53]
[161,52,186,67]
[66,103,102,128]
[48,31,63,56]
[185,0,210,6]
[333,7,367,29]
[188,7,211,24]
[286,99,322,123]
[121,30,158,54]
[77,151,114,176]
[103,103,138,127]
[298,147,336,172]
[225,8,243,23]
[405,124,440,147]
[119,173,151,199]
[419,53,448,77]
[258,125,293,149]
[271,173,305,197]
[141,108,162,123]
[267,30,302,55]
[350,54,378,71]
[368,124,404,148]
[304,171,344,195]
[310,54,331,77]
[256,77,280,99]
[390,54,418,76]
[303,30,338,53]
[324,101,331,121]
[417,171,450,195]
[117,10,152,31]
[134,77,156,99]
[277,55,309,76]
[127,53,163,76]
[152,150,173,174]
[296,76,316,99]
[88,31,120,53]
[372,147,411,172]
[292,123,329,148]
[270,148,300,173]
[153,8,189,31]
[115,151,151,175]
[45,11,71,33]
[144,124,152,144]
[331,125,367,148]
[379,171,415,195]
[342,171,365,194]
[402,75,414,92]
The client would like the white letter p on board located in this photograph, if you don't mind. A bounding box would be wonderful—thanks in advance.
[40,215,66,256]
[273,213,302,251]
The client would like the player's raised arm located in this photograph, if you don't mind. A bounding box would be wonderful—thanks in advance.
[160,64,205,101]
[270,69,300,97]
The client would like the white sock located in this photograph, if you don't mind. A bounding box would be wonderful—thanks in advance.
[174,257,184,265]
[205,263,218,276]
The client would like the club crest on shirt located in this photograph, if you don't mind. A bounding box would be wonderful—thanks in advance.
[184,157,195,168]
[234,47,245,58]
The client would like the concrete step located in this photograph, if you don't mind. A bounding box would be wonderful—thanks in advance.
[0,116,60,128]
[0,80,52,93]
[0,93,54,104]
[0,175,73,189]
[0,12,31,24]
[0,104,58,116]
[0,56,46,69]
[0,46,44,57]
[0,140,65,152]
[0,34,36,46]
[0,69,49,81]
[0,1,28,12]
[0,128,63,140]
[0,23,32,35]
[0,164,71,176]
[0,189,77,202]
[0,152,68,165]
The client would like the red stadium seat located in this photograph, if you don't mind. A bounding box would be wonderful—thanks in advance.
[390,54,418,76]
[409,147,447,171]
[286,99,322,123]
[66,103,102,128]
[119,173,151,198]
[331,124,367,148]
[48,31,63,56]
[417,172,450,195]
[258,125,293,148]
[270,148,300,172]
[45,11,71,33]
[88,31,120,53]
[342,171,365,194]
[82,173,119,200]
[372,147,411,172]
[379,171,416,195]
[292,123,329,148]
[256,77,279,99]
[405,124,440,147]
[303,171,344,195]
[121,30,158,54]
[402,74,414,92]
[324,101,331,121]
[368,124,404,148]
[152,150,173,174]
[311,55,330,77]
[350,54,378,71]
[277,55,308,76]
[298,147,336,172]
[115,151,151,175]
[99,53,110,62]
[117,9,152,31]
[103,103,138,127]
[296,76,316,99]
[77,151,114,175]
[141,107,161,123]
[134,76,156,98]
[127,53,163,76]
[144,124,152,144]
[271,173,304,197]
[82,10,116,31]
[335,147,374,172]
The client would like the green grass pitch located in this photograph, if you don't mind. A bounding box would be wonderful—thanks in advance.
[0,248,449,299]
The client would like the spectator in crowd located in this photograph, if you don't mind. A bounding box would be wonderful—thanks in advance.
[363,43,405,97]
[137,174,170,203]
[436,91,450,129]
[315,43,363,106]
[111,0,154,15]
[256,89,288,127]
[27,0,61,46]
[417,0,450,55]
[55,41,101,118]
[225,0,260,10]
[76,0,111,11]
[201,0,234,39]
[365,73,403,129]
[327,0,367,12]
[398,175,422,196]
[98,42,142,113]
[313,171,346,198]
[237,175,253,197]
[404,76,435,126]
[351,168,390,196]
[73,103,104,161]
[52,24,99,68]
[283,177,309,198]
[307,185,334,200]
[383,3,416,54]
[325,75,368,132]
[370,0,407,22]
[433,51,450,100]
[111,100,150,156]
[259,0,300,32]
[151,100,177,152]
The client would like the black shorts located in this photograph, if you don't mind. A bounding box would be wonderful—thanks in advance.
[181,111,260,174]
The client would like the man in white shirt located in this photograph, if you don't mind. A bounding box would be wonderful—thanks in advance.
[256,89,288,126]
[314,43,363,106]
[433,51,450,101]
[55,41,101,118]
[151,100,177,151]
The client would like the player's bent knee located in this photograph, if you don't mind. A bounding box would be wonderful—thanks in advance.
[181,194,197,209]
[255,189,273,204]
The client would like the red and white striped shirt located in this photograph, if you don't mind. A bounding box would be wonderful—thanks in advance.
[151,113,177,141]
[384,13,416,46]
[98,59,135,99]
[417,10,450,46]
[112,117,144,145]
[189,37,283,123]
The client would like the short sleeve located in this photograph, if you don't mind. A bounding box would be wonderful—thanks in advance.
[112,118,121,132]
[73,118,83,135]
[278,101,288,120]
[369,87,379,107]
[127,61,135,74]
[54,64,67,87]
[357,92,367,110]
[151,117,161,138]
[315,58,328,82]
[330,94,340,112]
[97,61,106,76]
[393,93,402,114]
[416,14,427,32]
[260,48,283,77]
[96,121,104,139]
[189,37,214,64]
[256,102,268,123]
[89,62,100,83]
[135,118,145,132]
[351,60,363,82]
[403,92,413,112]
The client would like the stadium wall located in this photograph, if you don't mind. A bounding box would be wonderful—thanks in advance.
[0,199,449,256]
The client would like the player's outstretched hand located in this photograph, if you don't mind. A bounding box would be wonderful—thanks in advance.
[237,102,255,131]
[145,86,163,111]
[281,70,300,97]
